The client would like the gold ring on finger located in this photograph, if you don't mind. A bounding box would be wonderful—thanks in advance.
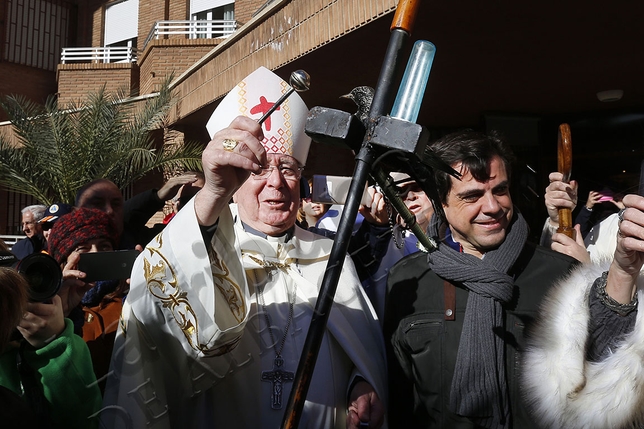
[222,139,239,152]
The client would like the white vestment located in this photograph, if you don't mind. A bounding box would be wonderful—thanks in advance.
[100,200,387,428]
[584,212,619,262]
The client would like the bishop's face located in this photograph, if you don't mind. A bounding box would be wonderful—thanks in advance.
[235,153,301,236]
[442,156,513,258]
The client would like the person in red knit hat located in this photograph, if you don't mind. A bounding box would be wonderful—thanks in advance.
[47,207,124,394]
[48,208,119,314]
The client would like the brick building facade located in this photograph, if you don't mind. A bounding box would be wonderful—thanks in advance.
[0,0,400,235]
[0,0,267,234]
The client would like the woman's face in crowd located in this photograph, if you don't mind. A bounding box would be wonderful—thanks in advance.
[302,198,328,220]
[73,238,114,255]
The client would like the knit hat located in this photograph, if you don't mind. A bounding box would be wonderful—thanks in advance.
[206,66,312,166]
[48,208,119,264]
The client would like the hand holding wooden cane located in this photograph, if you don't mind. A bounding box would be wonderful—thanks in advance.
[557,123,575,239]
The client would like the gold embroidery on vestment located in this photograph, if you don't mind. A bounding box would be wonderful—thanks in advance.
[119,313,127,337]
[208,246,245,323]
[244,243,295,273]
[142,237,243,356]
[246,254,291,271]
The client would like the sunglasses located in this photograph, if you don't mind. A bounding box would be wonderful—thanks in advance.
[396,183,423,199]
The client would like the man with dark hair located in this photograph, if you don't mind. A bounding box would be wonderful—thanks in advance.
[384,130,577,428]
[75,173,201,249]
[75,179,126,238]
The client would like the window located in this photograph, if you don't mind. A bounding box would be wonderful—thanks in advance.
[104,0,139,47]
[190,1,234,39]
[103,0,138,62]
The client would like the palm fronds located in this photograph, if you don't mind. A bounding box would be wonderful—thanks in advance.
[0,78,203,205]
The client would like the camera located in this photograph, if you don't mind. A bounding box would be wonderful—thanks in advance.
[0,251,62,302]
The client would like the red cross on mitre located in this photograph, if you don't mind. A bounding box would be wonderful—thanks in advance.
[250,96,279,131]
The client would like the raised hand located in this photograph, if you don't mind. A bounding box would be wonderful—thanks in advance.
[156,173,201,201]
[195,116,267,226]
[58,251,93,316]
[606,194,644,303]
[544,171,578,226]
[585,190,602,210]
[359,187,389,226]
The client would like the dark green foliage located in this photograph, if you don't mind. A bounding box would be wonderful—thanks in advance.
[0,78,203,204]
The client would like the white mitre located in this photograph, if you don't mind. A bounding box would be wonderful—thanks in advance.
[206,66,312,166]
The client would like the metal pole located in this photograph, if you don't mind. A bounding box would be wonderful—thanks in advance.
[281,1,421,427]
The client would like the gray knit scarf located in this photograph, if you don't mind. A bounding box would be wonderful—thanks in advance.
[426,210,528,428]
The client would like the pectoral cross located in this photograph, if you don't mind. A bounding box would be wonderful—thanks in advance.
[261,356,294,409]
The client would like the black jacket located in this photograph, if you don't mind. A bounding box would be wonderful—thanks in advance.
[122,189,165,249]
[10,234,45,260]
[384,242,577,428]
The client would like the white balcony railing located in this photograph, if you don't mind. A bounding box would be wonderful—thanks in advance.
[0,235,23,250]
[60,46,138,64]
[144,20,237,48]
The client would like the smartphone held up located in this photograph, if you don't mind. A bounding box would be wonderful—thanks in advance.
[78,249,139,282]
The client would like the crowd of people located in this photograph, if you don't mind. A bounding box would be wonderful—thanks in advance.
[2,66,644,429]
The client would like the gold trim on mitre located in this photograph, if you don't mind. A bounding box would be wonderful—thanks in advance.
[205,66,311,166]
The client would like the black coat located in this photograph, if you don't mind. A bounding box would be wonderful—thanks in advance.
[384,242,577,428]
[0,385,38,428]
[10,234,45,260]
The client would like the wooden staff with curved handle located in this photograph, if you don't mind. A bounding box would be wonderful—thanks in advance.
[557,123,574,238]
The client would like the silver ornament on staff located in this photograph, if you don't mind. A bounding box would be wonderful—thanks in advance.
[257,70,310,125]
[216,69,310,154]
